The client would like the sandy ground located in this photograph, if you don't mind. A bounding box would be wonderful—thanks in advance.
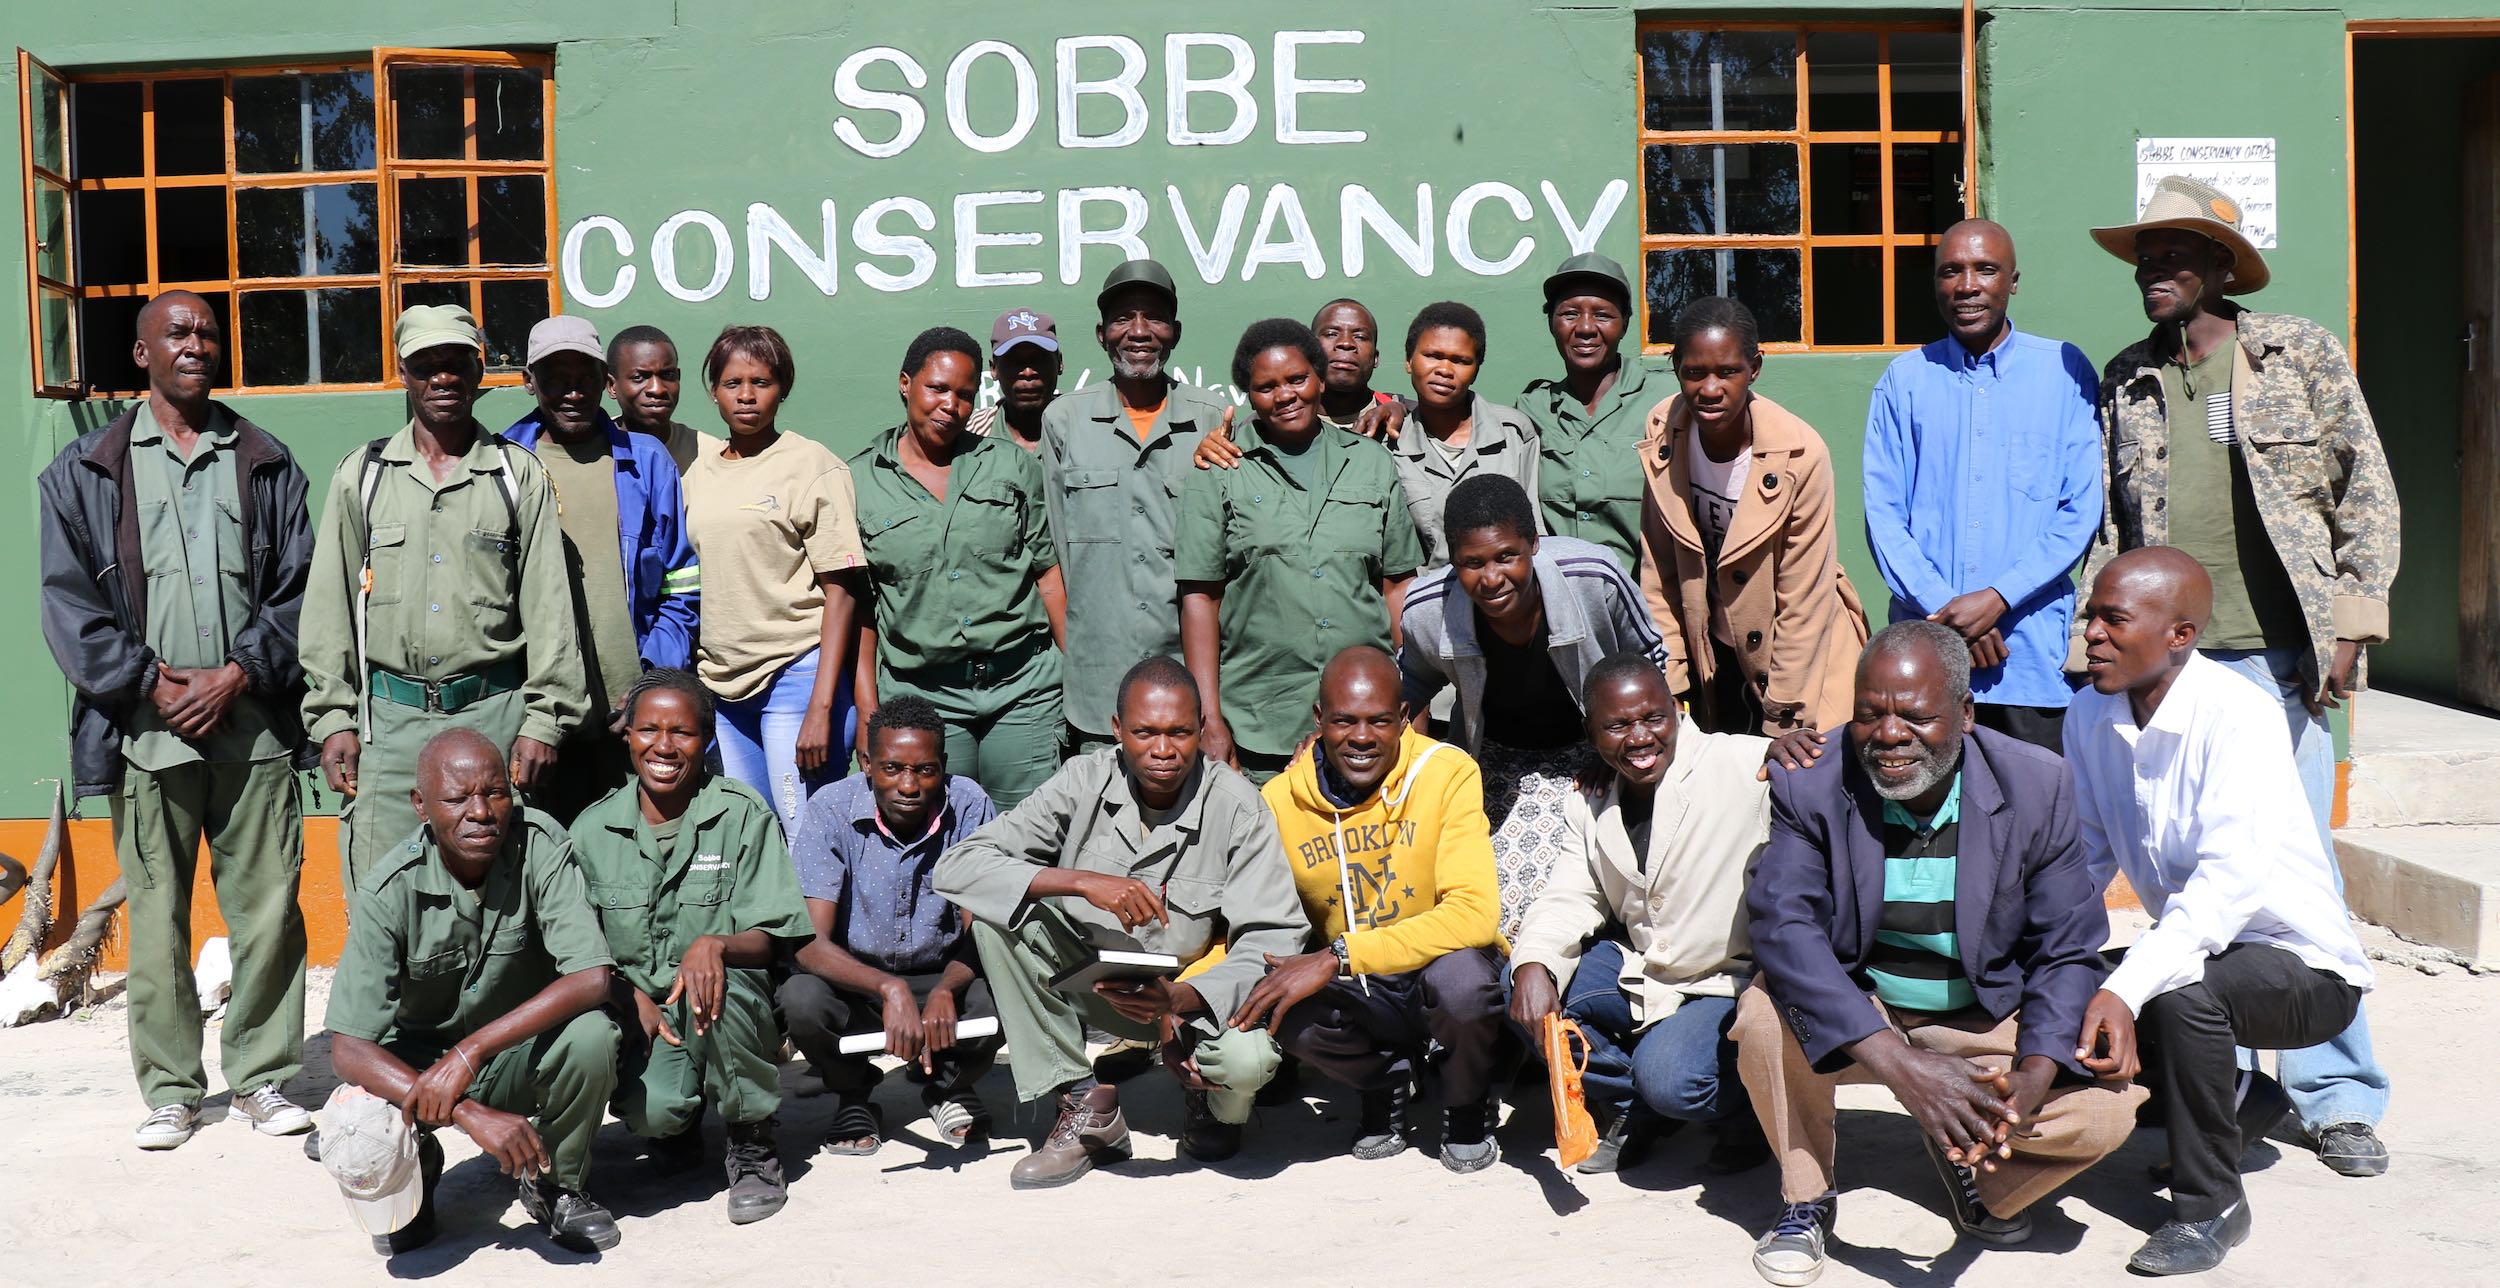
[0,919,2493,1288]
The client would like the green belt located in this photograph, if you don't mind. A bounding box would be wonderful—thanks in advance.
[369,657,527,714]
[890,634,1049,691]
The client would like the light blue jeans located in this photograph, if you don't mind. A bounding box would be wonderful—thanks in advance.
[2204,648,2389,1132]
[715,648,853,839]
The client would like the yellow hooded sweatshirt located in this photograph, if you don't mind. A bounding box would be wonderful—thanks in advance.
[1259,728,1504,976]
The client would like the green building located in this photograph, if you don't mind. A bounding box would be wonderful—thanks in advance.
[5,0,2496,837]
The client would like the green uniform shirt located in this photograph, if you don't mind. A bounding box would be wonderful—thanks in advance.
[1040,378,1234,736]
[534,433,640,715]
[851,425,1058,672]
[2159,348,2307,651]
[1519,361,1657,572]
[1174,423,1424,758]
[299,421,587,748]
[324,808,614,1047]
[124,405,285,769]
[568,775,810,998]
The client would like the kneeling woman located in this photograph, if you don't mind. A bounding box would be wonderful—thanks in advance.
[569,670,814,1224]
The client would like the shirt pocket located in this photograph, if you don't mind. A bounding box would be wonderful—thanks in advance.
[1157,874,1227,962]
[365,522,409,606]
[954,478,1031,568]
[463,527,522,630]
[399,944,473,1024]
[212,496,249,580]
[860,509,936,581]
[1057,469,1124,544]
[2240,416,2330,505]
[587,880,654,952]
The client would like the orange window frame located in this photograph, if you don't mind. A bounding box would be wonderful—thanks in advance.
[1634,20,1972,354]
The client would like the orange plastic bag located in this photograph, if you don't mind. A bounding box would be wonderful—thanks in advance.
[1544,1014,1599,1170]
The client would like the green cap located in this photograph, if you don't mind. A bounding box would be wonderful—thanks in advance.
[1096,258,1179,311]
[1541,252,1634,309]
[393,304,483,359]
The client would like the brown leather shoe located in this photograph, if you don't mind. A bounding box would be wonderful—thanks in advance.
[1010,1084,1130,1190]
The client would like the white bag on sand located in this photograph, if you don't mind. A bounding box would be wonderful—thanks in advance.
[195,937,233,1017]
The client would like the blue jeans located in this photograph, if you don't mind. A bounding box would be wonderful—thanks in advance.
[715,649,854,839]
[1559,940,1742,1123]
[2204,647,2389,1131]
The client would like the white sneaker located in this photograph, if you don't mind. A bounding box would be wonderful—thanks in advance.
[135,1103,199,1150]
[232,1084,313,1136]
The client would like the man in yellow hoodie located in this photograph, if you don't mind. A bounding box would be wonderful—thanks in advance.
[1231,646,1506,1171]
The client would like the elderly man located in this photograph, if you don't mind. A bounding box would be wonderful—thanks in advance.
[2066,549,2373,1275]
[324,730,622,1255]
[1733,620,2143,1287]
[935,655,1308,1189]
[2085,175,2399,1175]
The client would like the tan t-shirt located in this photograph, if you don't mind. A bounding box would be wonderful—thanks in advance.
[683,431,866,702]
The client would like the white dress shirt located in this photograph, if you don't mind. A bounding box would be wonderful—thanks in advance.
[2062,650,2374,1015]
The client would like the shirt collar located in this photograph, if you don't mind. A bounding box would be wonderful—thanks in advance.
[1101,755,1213,833]
[131,402,233,449]
[1879,769,1963,831]
[1949,323,2020,374]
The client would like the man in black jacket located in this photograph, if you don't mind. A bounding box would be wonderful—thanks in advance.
[37,290,317,1151]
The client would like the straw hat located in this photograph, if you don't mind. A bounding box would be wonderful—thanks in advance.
[2088,174,2270,294]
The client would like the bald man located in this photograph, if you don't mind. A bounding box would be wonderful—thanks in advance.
[39,290,317,1151]
[1862,220,2102,754]
[324,730,624,1255]
[1231,646,1504,1170]
[2064,549,2372,1276]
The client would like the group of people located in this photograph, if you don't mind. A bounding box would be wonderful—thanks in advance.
[34,170,2397,1279]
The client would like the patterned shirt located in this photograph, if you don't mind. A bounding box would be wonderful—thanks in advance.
[1869,773,1975,1013]
[789,772,996,974]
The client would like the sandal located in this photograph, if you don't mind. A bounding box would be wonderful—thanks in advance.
[820,1096,883,1156]
[922,1085,991,1145]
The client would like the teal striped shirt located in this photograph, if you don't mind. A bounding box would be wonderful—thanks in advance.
[1869,775,1975,1013]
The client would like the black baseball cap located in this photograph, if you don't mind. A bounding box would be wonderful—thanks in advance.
[1096,258,1179,312]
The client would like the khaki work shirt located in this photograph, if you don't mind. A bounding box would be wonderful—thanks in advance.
[1389,392,1545,569]
[1520,361,1657,573]
[568,775,810,999]
[852,425,1058,672]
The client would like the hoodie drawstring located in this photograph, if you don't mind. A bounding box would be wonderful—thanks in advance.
[1329,742,1445,999]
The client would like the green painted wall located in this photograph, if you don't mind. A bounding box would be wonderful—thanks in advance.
[3,1,2492,816]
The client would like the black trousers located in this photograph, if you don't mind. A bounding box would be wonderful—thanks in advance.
[1271,946,1506,1106]
[2137,943,2361,1220]
[1974,701,2067,756]
[776,968,1001,1096]
[1705,639,1766,735]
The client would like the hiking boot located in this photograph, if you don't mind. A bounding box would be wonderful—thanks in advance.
[373,1132,443,1256]
[1920,1136,2032,1246]
[1180,1089,1242,1162]
[519,1177,622,1252]
[1010,1084,1130,1190]
[2313,1122,2390,1178]
[2127,1200,2252,1276]
[1438,1100,1499,1174]
[232,1084,314,1136]
[723,1118,788,1225]
[645,1120,704,1174]
[1350,1082,1411,1160]
[1706,1113,1772,1175]
[1752,1193,1837,1286]
[134,1102,198,1151]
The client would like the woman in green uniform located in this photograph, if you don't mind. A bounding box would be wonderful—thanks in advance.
[849,327,1067,807]
[1177,319,1425,784]
[568,669,812,1226]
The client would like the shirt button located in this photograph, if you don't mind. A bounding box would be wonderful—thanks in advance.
[432,554,443,563]
[949,571,962,580]
[1318,617,1332,628]
[429,656,440,665]
[1312,569,1324,579]
[430,603,441,612]
[199,627,210,636]
[1581,469,1591,477]
[193,576,204,586]
[961,616,971,625]
[1577,511,1590,520]
[1137,601,1149,610]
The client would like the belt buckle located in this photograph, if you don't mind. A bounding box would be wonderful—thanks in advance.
[421,678,445,712]
[968,659,992,685]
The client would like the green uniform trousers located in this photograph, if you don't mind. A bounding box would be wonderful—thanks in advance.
[340,687,527,887]
[973,904,1279,1117]
[879,644,1064,810]
[387,1008,620,1192]
[613,968,783,1136]
[112,756,308,1108]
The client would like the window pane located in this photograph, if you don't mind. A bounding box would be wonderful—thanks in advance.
[1893,245,1949,346]
[1644,143,1799,236]
[152,78,225,177]
[1808,142,1881,236]
[157,187,230,282]
[1806,32,1879,132]
[80,295,148,392]
[319,287,386,383]
[33,180,72,282]
[240,290,311,386]
[397,280,471,313]
[75,81,144,179]
[1889,32,1963,133]
[396,176,468,266]
[38,289,76,389]
[1811,247,1884,346]
[391,65,467,160]
[1644,248,1802,346]
[78,189,148,285]
[478,175,546,264]
[32,64,68,175]
[1642,29,1797,132]
[312,72,379,171]
[1892,142,1962,233]
[480,280,549,372]
[233,75,305,173]
[475,67,546,161]
[238,183,381,277]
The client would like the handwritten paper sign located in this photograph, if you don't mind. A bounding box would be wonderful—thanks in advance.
[2135,137,2278,248]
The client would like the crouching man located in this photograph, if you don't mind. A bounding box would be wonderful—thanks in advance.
[935,656,1310,1189]
[324,729,623,1256]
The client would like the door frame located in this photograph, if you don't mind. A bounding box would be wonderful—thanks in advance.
[2344,19,2500,360]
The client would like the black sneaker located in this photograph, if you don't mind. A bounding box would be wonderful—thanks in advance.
[519,1177,622,1253]
[1919,1136,2031,1246]
[2128,1199,2253,1275]
[372,1131,443,1256]
[2313,1122,2390,1177]
[723,1118,788,1224]
[1438,1100,1499,1174]
[1350,1083,1411,1160]
[1180,1090,1242,1162]
[1752,1193,1837,1286]
[645,1120,703,1174]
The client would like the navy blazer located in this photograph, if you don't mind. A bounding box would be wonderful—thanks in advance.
[1746,725,2109,1078]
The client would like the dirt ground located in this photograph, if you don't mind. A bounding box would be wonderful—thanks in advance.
[1,919,2492,1288]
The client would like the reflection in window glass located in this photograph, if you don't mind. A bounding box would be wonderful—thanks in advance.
[398,280,470,313]
[33,184,71,282]
[1893,245,1949,346]
[1643,29,1797,132]
[479,176,547,264]
[237,184,381,278]
[1644,248,1802,346]
[1809,142,1882,236]
[1644,144,1800,237]
[243,288,384,385]
[311,72,380,170]
[241,291,312,387]
[480,281,549,372]
[1811,247,1884,346]
[1890,32,1963,133]
[475,68,546,161]
[75,81,145,179]
[235,72,378,173]
[39,293,76,389]
[391,66,467,160]
[157,187,231,282]
[32,67,68,175]
[397,177,468,266]
[152,78,225,177]
[1807,32,1880,132]
[320,287,386,383]
[1892,143,1962,234]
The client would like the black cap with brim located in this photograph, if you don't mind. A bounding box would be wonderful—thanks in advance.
[1541,252,1634,310]
[1096,258,1179,312]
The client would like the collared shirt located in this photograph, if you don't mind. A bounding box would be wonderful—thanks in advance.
[569,774,810,997]
[850,425,1057,671]
[1174,422,1425,759]
[1388,392,1544,569]
[1862,326,2102,707]
[299,420,587,748]
[790,772,995,974]
[1870,775,1975,1013]
[502,409,703,678]
[1519,360,1655,572]
[324,808,615,1048]
[1039,377,1234,735]
[2063,651,2375,1015]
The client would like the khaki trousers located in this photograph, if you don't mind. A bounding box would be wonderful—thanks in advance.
[1732,977,2146,1217]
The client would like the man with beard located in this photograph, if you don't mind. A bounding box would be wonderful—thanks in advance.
[1731,620,2142,1286]
[1039,260,1233,754]
[969,306,1061,451]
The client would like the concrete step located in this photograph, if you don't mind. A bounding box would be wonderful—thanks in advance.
[2336,824,2500,968]
[2343,690,2500,827]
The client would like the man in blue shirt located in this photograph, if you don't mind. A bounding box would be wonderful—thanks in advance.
[778,696,1002,1155]
[1862,221,2102,753]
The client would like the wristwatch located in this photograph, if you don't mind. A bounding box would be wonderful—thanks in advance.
[1328,934,1352,977]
